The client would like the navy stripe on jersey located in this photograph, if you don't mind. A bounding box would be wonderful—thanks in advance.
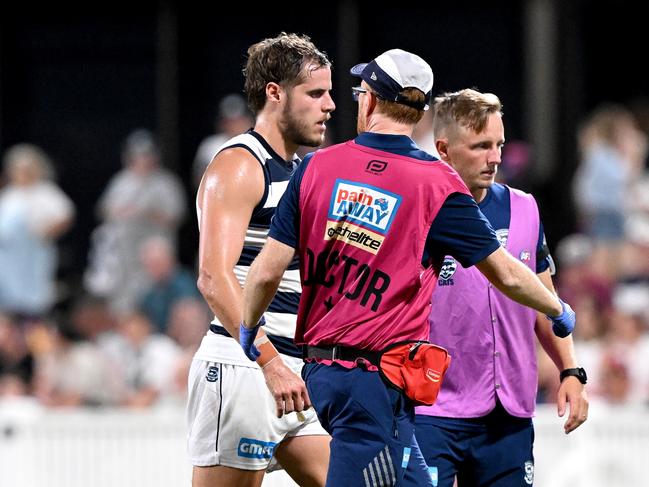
[238,247,261,266]
[267,290,301,314]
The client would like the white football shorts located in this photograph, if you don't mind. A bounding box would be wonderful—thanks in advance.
[186,341,327,470]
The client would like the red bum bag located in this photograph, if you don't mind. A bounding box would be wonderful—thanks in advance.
[378,341,451,406]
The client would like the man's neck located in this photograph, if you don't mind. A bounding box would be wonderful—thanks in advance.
[472,187,488,203]
[365,118,414,137]
[253,116,297,161]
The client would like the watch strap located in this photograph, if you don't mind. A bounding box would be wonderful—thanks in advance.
[560,367,587,384]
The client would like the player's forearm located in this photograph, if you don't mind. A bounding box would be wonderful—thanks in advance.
[533,270,578,369]
[197,269,245,339]
[477,247,562,316]
[242,237,295,329]
[197,263,282,368]
[501,270,562,316]
[242,262,282,329]
[536,319,578,370]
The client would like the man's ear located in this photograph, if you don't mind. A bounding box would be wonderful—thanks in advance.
[360,91,379,123]
[436,139,450,161]
[265,82,282,104]
[366,91,378,115]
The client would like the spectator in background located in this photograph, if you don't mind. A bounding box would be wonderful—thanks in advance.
[596,296,649,405]
[165,298,210,398]
[595,353,632,406]
[137,236,199,333]
[84,129,186,315]
[32,318,122,407]
[622,152,649,280]
[166,297,209,352]
[572,103,648,280]
[100,312,182,408]
[192,93,254,188]
[0,144,75,321]
[68,294,117,343]
[553,233,612,309]
[0,312,35,398]
[551,233,612,396]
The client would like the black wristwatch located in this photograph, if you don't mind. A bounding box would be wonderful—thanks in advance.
[560,367,587,384]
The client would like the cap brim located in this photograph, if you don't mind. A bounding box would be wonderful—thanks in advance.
[350,63,367,77]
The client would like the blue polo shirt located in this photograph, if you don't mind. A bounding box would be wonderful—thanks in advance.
[478,183,552,274]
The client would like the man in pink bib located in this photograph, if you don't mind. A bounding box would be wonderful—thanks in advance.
[415,89,588,487]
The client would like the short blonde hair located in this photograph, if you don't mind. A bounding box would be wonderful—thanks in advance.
[433,89,502,138]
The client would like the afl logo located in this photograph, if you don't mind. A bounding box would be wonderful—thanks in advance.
[519,250,531,264]
[439,257,457,281]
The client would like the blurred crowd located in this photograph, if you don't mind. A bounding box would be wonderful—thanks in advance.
[0,126,209,409]
[1,94,648,412]
[537,101,649,410]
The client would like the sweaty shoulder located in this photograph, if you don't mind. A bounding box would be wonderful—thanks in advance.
[198,146,265,210]
[204,147,262,185]
[198,131,267,188]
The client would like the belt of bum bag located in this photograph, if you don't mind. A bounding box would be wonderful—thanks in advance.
[303,344,381,366]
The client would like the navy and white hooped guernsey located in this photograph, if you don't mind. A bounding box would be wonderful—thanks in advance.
[196,130,302,358]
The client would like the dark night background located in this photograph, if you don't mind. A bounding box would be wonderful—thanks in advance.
[1,1,647,291]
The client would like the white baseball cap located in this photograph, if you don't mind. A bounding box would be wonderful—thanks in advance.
[350,48,434,110]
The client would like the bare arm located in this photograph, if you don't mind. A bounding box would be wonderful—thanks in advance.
[241,237,308,418]
[534,271,577,368]
[534,270,588,433]
[198,149,309,417]
[196,147,264,340]
[42,215,73,239]
[475,247,562,317]
[242,237,296,329]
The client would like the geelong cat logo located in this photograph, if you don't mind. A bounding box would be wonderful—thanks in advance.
[524,461,534,484]
[205,365,219,382]
[438,257,457,286]
[439,257,457,280]
[328,179,401,234]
